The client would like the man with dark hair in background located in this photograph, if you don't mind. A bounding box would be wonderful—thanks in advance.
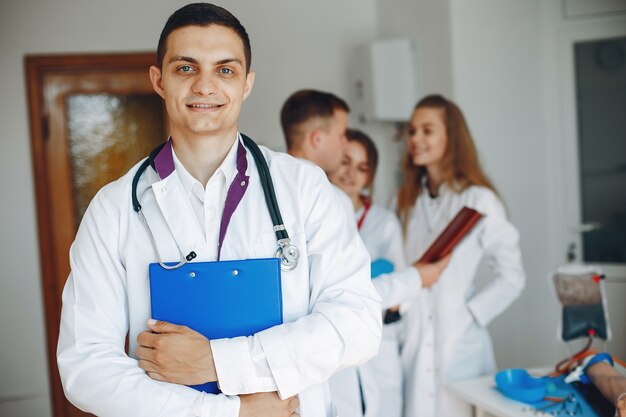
[281,89,374,417]
[281,89,350,176]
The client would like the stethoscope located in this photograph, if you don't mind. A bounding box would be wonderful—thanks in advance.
[131,134,300,271]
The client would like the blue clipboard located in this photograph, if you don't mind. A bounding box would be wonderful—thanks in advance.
[149,257,283,394]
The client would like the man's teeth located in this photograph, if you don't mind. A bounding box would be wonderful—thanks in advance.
[190,104,219,108]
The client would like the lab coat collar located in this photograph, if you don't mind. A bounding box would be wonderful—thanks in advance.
[157,134,243,190]
[151,170,204,259]
[422,174,457,200]
[149,134,250,261]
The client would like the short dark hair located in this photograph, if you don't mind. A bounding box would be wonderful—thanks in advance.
[346,129,378,190]
[280,89,350,150]
[156,3,252,72]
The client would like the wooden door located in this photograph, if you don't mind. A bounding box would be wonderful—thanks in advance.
[25,53,166,417]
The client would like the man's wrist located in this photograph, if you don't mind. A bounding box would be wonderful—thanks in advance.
[581,353,614,384]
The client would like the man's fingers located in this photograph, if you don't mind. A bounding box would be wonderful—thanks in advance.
[138,359,159,373]
[288,396,299,412]
[147,371,165,382]
[137,331,159,348]
[147,319,187,334]
[135,345,156,361]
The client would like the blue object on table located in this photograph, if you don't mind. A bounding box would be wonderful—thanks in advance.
[495,369,601,416]
[495,368,547,403]
[371,258,394,278]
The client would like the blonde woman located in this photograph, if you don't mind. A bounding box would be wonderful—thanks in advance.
[396,95,526,417]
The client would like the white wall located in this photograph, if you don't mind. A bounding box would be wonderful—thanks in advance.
[0,1,378,415]
[447,0,557,368]
[376,0,453,97]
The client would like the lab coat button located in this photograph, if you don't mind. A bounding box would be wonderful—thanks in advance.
[161,186,167,192]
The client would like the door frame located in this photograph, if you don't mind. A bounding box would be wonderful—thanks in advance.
[544,8,626,281]
[24,52,157,417]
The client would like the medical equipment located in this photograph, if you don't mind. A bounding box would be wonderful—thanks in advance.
[495,368,547,403]
[371,258,394,278]
[551,264,611,343]
[131,134,300,271]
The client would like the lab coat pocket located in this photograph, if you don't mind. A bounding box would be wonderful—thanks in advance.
[444,306,491,381]
[253,223,304,258]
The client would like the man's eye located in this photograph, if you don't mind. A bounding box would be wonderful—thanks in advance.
[219,67,234,75]
[178,65,193,73]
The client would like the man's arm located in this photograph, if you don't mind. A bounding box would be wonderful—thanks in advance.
[586,361,626,417]
[212,167,383,398]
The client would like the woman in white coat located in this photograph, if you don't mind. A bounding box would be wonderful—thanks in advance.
[329,129,407,417]
[396,95,526,417]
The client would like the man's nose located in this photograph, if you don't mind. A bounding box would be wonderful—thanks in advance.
[191,73,216,96]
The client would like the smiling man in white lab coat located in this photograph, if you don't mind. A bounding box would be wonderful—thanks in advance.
[56,4,382,417]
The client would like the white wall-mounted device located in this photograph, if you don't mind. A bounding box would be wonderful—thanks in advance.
[353,38,420,123]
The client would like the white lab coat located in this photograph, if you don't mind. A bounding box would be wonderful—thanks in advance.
[358,204,407,417]
[399,184,525,417]
[327,197,380,417]
[57,136,382,417]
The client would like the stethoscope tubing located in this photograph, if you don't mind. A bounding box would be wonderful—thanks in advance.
[241,134,288,242]
[131,135,297,270]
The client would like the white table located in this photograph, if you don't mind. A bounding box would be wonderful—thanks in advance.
[446,368,551,417]
[447,365,626,417]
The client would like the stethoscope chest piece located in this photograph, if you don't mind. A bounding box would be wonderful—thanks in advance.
[276,239,300,271]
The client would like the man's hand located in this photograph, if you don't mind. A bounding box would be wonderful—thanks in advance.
[414,254,451,288]
[239,392,299,417]
[136,319,217,385]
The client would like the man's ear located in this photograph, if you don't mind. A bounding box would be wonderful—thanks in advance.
[149,66,165,99]
[308,129,323,149]
[243,70,255,100]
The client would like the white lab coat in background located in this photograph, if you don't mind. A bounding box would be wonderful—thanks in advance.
[57,135,382,417]
[400,184,525,417]
[358,204,407,417]
[327,196,379,417]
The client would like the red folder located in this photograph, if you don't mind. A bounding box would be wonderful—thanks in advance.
[418,206,484,263]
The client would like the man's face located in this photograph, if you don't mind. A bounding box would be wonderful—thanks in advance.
[318,109,349,174]
[149,25,255,141]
